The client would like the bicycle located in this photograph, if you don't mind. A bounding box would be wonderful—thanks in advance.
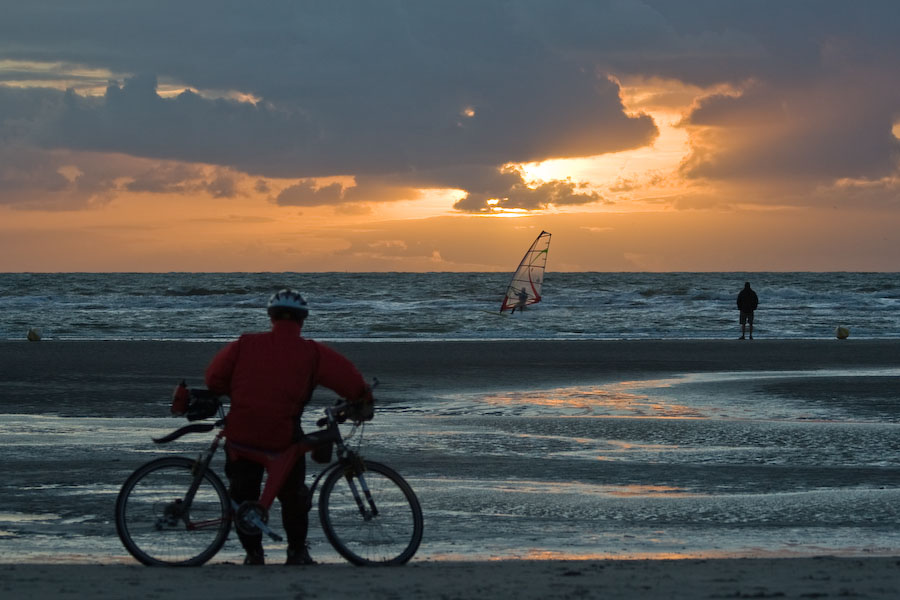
[114,383,423,566]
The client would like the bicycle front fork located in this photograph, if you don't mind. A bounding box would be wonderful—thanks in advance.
[344,453,378,521]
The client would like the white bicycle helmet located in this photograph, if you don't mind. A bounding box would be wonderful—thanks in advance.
[267,289,309,320]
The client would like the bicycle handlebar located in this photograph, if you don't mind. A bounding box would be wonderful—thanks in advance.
[153,422,218,444]
[316,401,349,428]
[315,378,378,427]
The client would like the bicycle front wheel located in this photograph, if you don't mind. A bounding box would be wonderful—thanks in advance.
[319,459,423,566]
[115,456,231,566]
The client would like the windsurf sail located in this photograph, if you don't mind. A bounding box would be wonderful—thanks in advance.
[500,230,551,312]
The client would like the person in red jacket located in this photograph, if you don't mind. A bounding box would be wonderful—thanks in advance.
[205,289,371,566]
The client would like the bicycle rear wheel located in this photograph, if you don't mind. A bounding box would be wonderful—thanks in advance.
[319,459,423,565]
[115,456,231,566]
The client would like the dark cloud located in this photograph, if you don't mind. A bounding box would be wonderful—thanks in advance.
[254,179,271,194]
[0,145,72,200]
[0,85,63,142]
[600,1,900,86]
[276,181,344,207]
[125,163,207,194]
[206,174,239,198]
[512,1,900,194]
[125,162,242,198]
[52,76,320,176]
[274,177,427,209]
[0,1,658,211]
[0,144,122,209]
[452,168,605,212]
[681,76,900,182]
[39,68,654,179]
[1,1,899,210]
[272,165,605,212]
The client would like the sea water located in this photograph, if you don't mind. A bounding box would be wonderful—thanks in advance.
[1,271,899,340]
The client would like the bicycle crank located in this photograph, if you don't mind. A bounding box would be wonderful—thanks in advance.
[233,501,283,542]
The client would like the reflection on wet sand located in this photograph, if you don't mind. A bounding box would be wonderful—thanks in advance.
[605,484,692,497]
[497,549,702,561]
[462,377,704,419]
[4,363,900,563]
[440,366,900,423]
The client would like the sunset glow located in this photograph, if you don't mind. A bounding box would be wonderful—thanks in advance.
[1,3,899,271]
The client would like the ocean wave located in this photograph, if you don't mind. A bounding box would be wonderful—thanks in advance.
[2,272,899,341]
[163,287,252,297]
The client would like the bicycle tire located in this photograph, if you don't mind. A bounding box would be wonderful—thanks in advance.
[319,459,423,566]
[115,456,231,566]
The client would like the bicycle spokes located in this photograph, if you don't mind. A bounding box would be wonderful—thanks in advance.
[319,460,423,565]
[116,457,232,566]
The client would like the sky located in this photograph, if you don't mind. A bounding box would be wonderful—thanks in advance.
[1,1,899,272]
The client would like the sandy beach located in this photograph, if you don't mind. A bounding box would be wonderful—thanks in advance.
[3,557,900,599]
[2,339,899,598]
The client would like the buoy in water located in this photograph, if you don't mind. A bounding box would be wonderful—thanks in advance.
[27,328,42,341]
[835,326,850,339]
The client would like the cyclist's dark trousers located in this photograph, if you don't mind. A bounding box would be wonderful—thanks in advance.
[226,456,310,554]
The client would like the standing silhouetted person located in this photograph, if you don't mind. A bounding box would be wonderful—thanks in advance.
[736,282,759,340]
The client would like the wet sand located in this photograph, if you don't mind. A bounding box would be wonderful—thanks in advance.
[3,557,900,600]
[2,339,899,598]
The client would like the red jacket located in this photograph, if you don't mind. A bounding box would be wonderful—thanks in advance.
[205,320,367,450]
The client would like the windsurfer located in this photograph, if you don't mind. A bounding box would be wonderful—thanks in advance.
[511,288,529,314]
[498,230,550,313]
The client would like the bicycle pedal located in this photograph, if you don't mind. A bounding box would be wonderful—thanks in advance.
[253,517,282,541]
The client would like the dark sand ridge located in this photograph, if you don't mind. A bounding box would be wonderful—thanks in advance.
[3,557,900,600]
[3,339,898,409]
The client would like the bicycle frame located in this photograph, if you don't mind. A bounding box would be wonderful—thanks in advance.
[118,387,422,567]
[155,401,370,540]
